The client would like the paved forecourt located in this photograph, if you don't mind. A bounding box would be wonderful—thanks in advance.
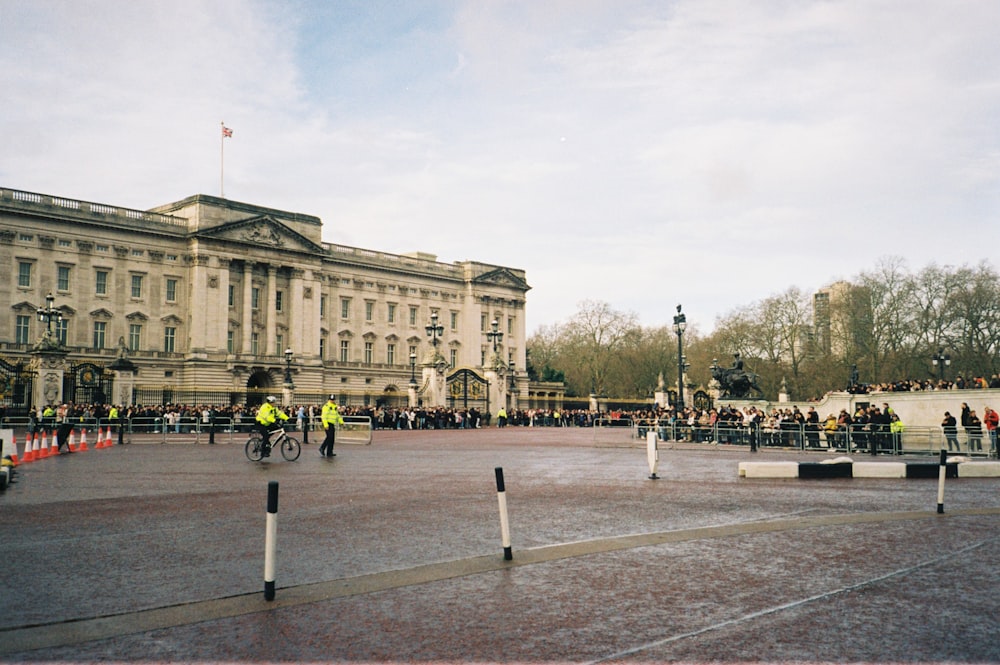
[1,427,998,663]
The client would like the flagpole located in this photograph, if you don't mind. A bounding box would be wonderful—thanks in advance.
[220,121,225,198]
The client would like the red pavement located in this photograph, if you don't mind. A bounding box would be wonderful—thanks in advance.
[0,426,998,663]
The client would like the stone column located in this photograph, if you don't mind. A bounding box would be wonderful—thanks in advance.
[188,254,211,353]
[289,268,305,356]
[216,257,232,353]
[242,262,254,355]
[265,265,277,356]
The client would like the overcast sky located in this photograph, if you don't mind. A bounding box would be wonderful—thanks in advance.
[3,0,999,335]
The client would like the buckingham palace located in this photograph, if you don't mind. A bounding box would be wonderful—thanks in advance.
[0,186,540,414]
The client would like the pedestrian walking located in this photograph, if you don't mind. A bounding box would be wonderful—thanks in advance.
[942,411,960,452]
[319,395,344,458]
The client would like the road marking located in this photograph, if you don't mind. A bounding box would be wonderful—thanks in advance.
[1,507,998,656]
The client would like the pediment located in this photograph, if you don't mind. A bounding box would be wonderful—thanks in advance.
[125,311,148,322]
[161,314,183,325]
[90,308,114,319]
[196,215,324,254]
[471,268,531,291]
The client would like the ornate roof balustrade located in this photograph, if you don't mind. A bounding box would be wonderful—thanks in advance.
[1,187,187,230]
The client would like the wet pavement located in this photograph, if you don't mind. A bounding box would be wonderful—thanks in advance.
[0,427,998,663]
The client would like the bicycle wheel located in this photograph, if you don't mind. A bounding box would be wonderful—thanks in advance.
[279,435,301,461]
[245,435,264,461]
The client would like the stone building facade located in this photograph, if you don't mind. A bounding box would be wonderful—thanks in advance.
[0,187,532,411]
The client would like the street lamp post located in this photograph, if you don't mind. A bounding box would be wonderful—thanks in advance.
[409,352,417,385]
[485,318,504,360]
[931,347,951,383]
[283,348,294,385]
[36,292,62,337]
[425,312,444,348]
[672,304,687,412]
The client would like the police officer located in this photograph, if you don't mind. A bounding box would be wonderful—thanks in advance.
[320,395,344,458]
[255,396,289,457]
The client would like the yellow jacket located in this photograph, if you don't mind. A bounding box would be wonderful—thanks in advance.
[256,402,288,426]
[321,401,345,429]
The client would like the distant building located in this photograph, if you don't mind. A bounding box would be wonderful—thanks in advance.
[0,187,531,411]
[813,280,852,357]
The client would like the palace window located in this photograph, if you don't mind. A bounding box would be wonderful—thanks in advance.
[129,324,142,351]
[15,316,30,344]
[166,278,177,302]
[57,265,71,291]
[164,326,176,353]
[340,340,349,362]
[130,274,143,299]
[17,261,31,288]
[364,341,373,365]
[95,270,109,296]
[386,343,396,365]
[93,321,107,349]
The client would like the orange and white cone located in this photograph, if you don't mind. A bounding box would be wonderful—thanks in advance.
[78,428,89,452]
[104,427,114,449]
[39,431,52,458]
[97,427,107,449]
[24,433,36,462]
[68,429,77,452]
[10,433,20,465]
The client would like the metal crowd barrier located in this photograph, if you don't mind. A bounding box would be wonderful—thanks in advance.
[623,420,996,457]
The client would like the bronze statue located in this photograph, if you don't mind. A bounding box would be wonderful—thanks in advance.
[711,353,763,398]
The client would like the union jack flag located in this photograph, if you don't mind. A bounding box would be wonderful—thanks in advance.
[222,125,233,138]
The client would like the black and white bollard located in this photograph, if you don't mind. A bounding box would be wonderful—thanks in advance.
[494,467,512,561]
[647,430,659,480]
[936,449,947,514]
[264,480,279,600]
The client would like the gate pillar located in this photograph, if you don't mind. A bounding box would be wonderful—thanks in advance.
[30,351,69,409]
[109,355,137,407]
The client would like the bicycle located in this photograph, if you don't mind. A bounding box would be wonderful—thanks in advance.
[245,427,301,462]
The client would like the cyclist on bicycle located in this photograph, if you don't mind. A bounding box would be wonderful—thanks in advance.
[255,396,289,457]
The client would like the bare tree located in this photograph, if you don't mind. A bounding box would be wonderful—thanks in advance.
[561,300,640,396]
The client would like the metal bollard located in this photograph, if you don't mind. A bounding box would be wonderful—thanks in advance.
[494,467,512,561]
[647,430,659,480]
[936,449,947,514]
[264,481,279,600]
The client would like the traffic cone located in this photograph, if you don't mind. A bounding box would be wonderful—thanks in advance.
[67,429,77,452]
[104,427,114,449]
[78,428,89,452]
[9,433,20,465]
[38,431,51,458]
[23,433,35,462]
[98,427,107,449]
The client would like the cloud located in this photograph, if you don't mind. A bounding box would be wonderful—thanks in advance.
[3,0,1000,334]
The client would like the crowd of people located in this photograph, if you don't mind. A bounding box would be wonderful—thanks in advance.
[5,395,997,456]
[848,374,1000,394]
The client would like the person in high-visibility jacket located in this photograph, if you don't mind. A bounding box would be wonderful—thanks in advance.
[889,413,905,454]
[319,394,345,458]
[255,396,289,457]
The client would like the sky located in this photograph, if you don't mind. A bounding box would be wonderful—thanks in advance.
[3,0,1000,336]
